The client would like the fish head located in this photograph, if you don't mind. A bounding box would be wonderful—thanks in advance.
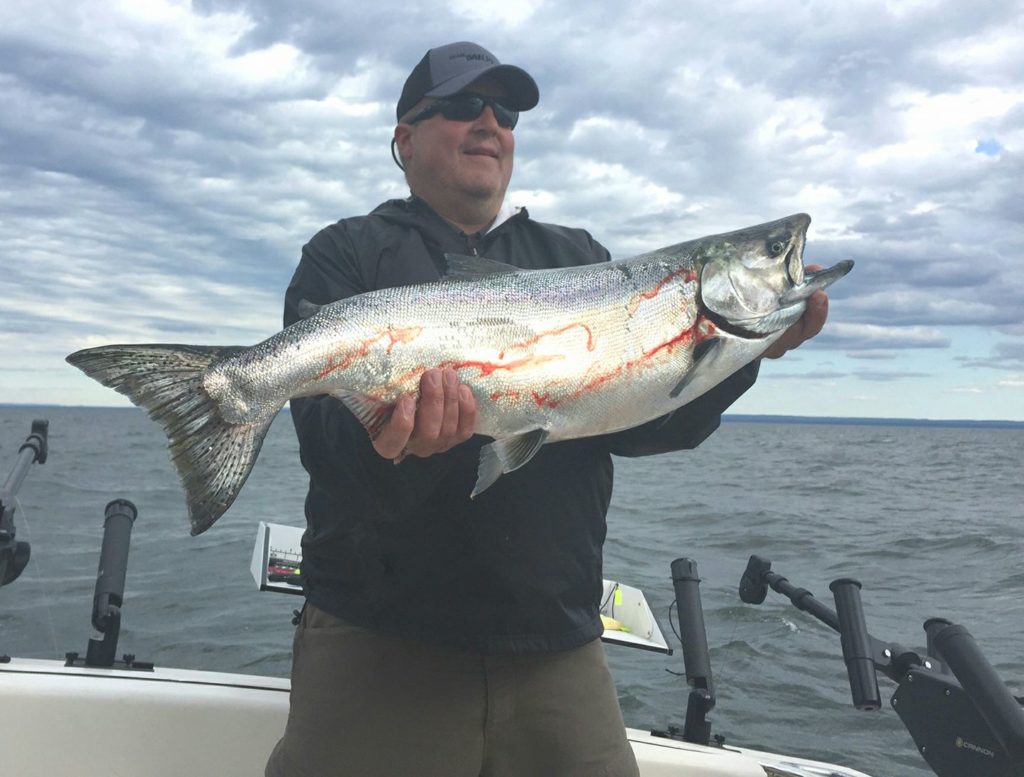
[698,213,852,336]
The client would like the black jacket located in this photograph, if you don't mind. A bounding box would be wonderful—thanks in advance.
[286,196,758,654]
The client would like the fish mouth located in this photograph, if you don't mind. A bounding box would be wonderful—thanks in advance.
[779,260,854,305]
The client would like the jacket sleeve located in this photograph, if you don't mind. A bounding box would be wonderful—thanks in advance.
[605,361,759,457]
[285,225,461,519]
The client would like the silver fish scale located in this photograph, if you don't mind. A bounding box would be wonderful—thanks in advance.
[211,256,704,441]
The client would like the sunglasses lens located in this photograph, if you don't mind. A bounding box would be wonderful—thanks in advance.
[443,96,518,129]
[445,97,485,122]
[410,95,519,129]
[493,103,519,130]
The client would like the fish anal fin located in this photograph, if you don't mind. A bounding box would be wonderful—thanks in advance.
[471,428,550,498]
[444,253,523,280]
[332,389,395,439]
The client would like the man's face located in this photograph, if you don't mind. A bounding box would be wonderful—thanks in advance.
[396,78,515,213]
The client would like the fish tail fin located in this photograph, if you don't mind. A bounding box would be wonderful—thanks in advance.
[66,344,270,535]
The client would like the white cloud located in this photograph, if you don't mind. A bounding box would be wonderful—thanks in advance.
[827,323,951,350]
[1,0,1022,421]
[449,0,543,26]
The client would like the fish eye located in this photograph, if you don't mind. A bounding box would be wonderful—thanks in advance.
[768,236,789,255]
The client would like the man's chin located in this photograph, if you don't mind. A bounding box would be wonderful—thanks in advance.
[459,179,507,203]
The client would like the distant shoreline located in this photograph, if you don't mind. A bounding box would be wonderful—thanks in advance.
[722,414,1024,430]
[3,404,1022,430]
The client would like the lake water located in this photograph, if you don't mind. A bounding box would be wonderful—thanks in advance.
[2,405,1022,777]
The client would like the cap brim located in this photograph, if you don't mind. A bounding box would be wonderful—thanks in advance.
[424,64,539,111]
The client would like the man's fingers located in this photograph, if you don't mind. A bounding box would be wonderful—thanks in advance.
[455,384,477,442]
[372,395,415,459]
[802,291,828,340]
[373,369,478,460]
[410,369,445,443]
[762,291,829,359]
[437,369,462,440]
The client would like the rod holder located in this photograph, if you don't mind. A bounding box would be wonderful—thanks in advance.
[0,419,48,587]
[932,622,1024,765]
[830,578,881,710]
[85,499,138,667]
[671,557,715,745]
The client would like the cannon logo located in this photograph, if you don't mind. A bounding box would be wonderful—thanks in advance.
[450,52,495,65]
[954,736,996,759]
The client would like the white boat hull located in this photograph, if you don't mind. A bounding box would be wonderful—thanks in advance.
[0,657,873,777]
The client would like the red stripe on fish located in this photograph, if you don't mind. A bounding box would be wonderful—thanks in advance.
[628,268,698,315]
[315,327,423,381]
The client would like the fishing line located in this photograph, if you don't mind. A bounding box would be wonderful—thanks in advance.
[665,598,684,677]
[17,509,62,659]
[601,581,619,619]
[664,596,741,680]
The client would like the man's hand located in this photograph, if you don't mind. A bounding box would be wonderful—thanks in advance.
[372,368,477,460]
[761,289,829,360]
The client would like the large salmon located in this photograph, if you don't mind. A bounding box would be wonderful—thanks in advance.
[67,213,852,535]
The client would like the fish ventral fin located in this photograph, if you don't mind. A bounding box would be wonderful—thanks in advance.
[443,253,523,280]
[472,428,550,498]
[65,344,271,536]
[331,389,395,440]
[669,338,723,399]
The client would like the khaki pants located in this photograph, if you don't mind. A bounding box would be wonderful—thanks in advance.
[265,604,640,777]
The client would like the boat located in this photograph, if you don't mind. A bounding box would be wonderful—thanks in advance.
[2,420,1022,777]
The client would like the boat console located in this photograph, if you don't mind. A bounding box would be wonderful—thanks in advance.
[250,520,673,653]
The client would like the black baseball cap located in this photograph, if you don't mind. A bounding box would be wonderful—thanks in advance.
[396,42,539,122]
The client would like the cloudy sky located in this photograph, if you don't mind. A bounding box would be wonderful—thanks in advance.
[2,0,1021,420]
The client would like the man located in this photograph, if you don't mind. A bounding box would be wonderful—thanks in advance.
[266,41,827,777]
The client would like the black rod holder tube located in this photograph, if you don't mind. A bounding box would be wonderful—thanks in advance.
[671,558,715,746]
[671,558,714,696]
[932,623,1024,764]
[764,570,841,632]
[830,578,881,710]
[924,617,952,666]
[0,420,48,587]
[91,499,138,633]
[0,419,49,500]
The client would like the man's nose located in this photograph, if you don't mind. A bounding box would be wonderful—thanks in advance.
[472,105,501,131]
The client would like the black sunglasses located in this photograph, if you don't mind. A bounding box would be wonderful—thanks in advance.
[406,94,519,130]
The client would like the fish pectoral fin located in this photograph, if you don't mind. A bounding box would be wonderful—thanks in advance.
[669,338,724,398]
[331,390,395,439]
[471,428,550,498]
[443,253,523,280]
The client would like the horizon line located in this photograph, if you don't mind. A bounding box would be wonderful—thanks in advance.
[2,403,1022,428]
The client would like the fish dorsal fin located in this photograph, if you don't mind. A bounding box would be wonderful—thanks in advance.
[444,253,523,280]
[296,299,323,319]
[669,338,723,398]
[471,428,550,497]
[331,389,395,439]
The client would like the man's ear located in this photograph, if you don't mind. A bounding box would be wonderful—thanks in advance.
[394,124,413,168]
